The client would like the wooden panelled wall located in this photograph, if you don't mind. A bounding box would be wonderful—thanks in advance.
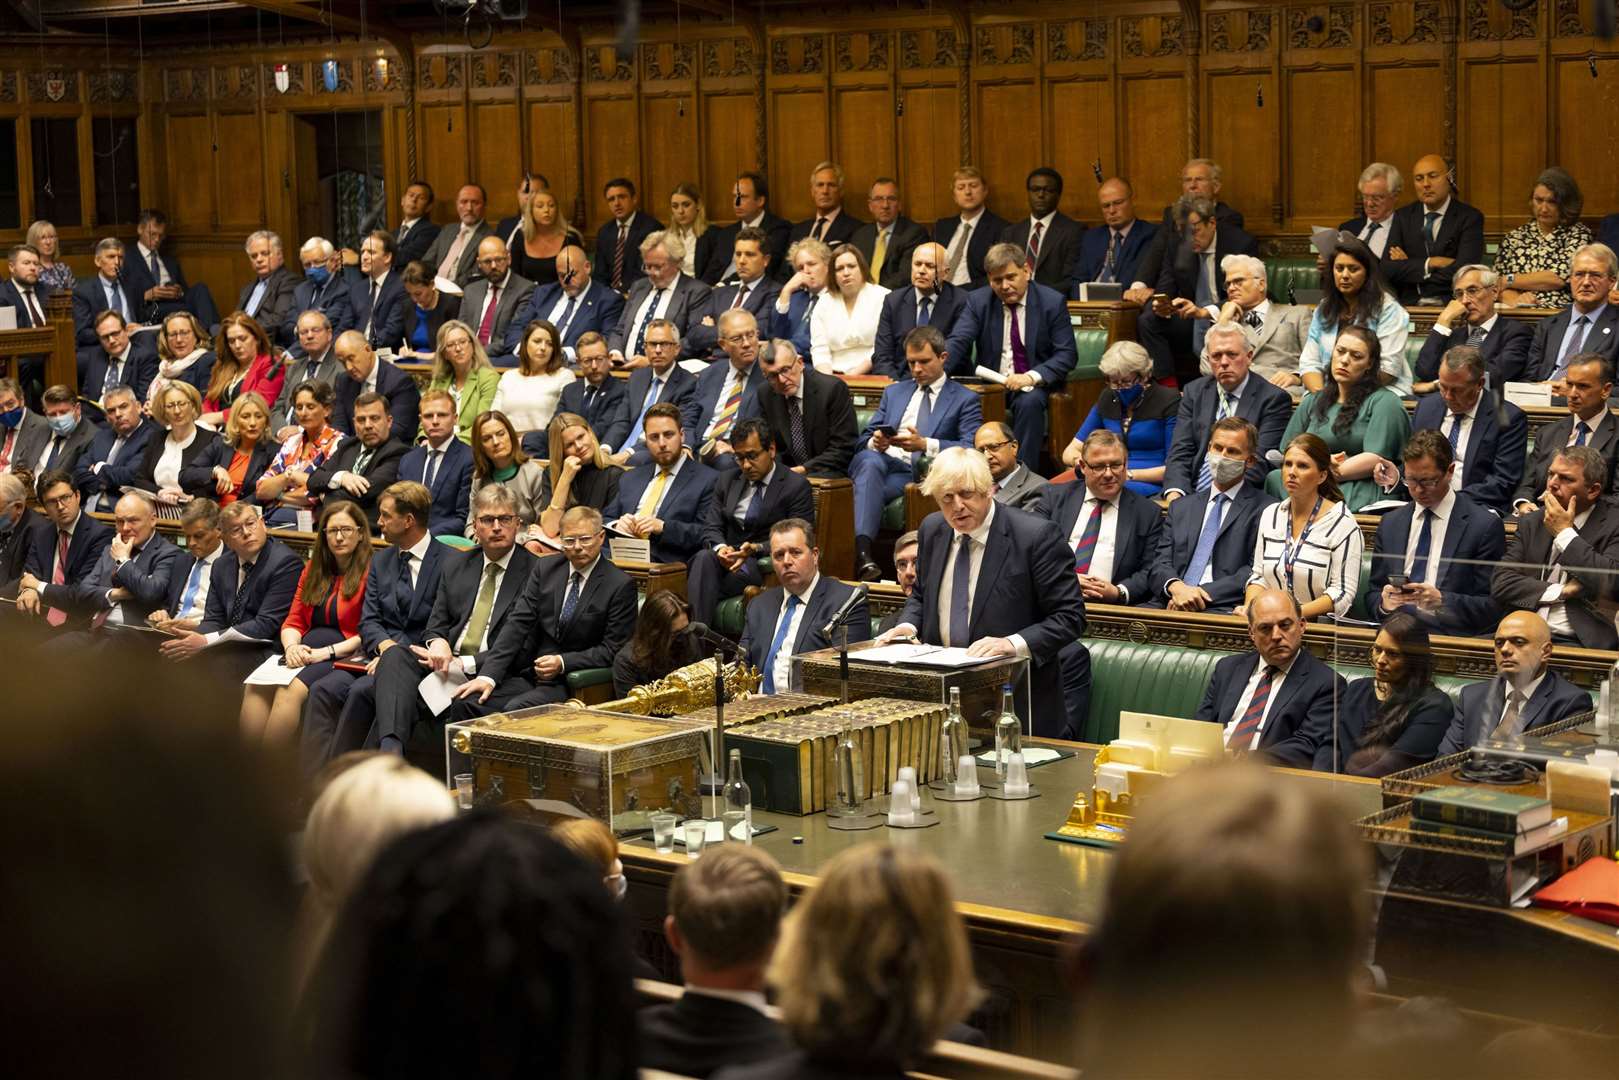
[4,1,1619,313]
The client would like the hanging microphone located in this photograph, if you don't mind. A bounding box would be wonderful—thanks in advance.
[1265,449,1284,466]
[821,584,869,638]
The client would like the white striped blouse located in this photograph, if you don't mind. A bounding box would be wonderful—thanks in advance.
[1247,500,1363,618]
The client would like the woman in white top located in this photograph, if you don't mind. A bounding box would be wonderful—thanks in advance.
[1245,432,1363,620]
[667,182,709,278]
[133,381,220,513]
[1294,233,1411,394]
[810,243,890,375]
[490,320,575,437]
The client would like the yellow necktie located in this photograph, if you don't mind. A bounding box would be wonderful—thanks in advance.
[638,468,672,516]
[871,229,889,282]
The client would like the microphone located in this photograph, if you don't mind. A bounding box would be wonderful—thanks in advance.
[821,583,869,638]
[1265,449,1284,466]
[684,621,732,649]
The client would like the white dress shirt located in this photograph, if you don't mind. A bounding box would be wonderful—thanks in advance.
[1441,398,1480,490]
[729,465,775,533]
[1358,214,1393,258]
[1495,671,1546,738]
[1225,653,1299,751]
[1538,505,1594,638]
[175,544,223,622]
[402,532,433,590]
[638,453,687,517]
[766,572,817,693]
[1565,406,1608,449]
[946,209,985,286]
[997,299,1035,380]
[1069,494,1120,587]
[1402,489,1455,587]
[137,242,171,286]
[702,363,752,442]
[625,282,676,355]
[933,503,1030,658]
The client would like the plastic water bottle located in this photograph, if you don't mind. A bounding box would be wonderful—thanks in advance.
[993,684,1021,779]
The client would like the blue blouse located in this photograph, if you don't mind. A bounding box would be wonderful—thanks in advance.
[409,305,434,352]
[1074,383,1181,496]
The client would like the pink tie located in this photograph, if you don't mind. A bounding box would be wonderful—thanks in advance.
[46,531,70,627]
[477,284,500,345]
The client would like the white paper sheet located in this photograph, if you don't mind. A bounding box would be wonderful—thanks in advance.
[243,654,300,686]
[857,643,996,668]
[418,665,470,718]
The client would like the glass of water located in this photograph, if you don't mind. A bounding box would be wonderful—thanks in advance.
[650,812,678,853]
[684,819,708,858]
[722,810,751,844]
[454,773,474,811]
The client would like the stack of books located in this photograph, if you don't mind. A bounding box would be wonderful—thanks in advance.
[1410,785,1565,856]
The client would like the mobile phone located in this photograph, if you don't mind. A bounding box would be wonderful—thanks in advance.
[1387,573,1409,589]
[876,425,899,438]
[1151,293,1170,306]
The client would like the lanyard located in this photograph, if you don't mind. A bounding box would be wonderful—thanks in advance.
[1280,497,1323,579]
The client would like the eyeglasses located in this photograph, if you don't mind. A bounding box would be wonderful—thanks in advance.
[977,440,1013,455]
[1083,460,1127,474]
[42,492,76,508]
[1104,377,1141,390]
[324,526,359,538]
[1405,473,1448,490]
[1452,285,1491,299]
[733,449,767,463]
[559,534,600,549]
[475,514,518,528]
[224,523,260,538]
[645,340,678,350]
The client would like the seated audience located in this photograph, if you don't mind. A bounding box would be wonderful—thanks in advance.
[202,312,286,428]
[397,260,462,360]
[711,846,977,1080]
[935,165,1008,291]
[787,161,863,250]
[271,311,339,438]
[551,817,628,903]
[689,309,767,466]
[552,331,629,456]
[639,847,791,1079]
[1436,611,1591,755]
[285,236,356,346]
[458,237,535,353]
[612,590,704,696]
[199,391,275,507]
[1066,340,1179,496]
[306,391,407,529]
[1339,162,1400,259]
[0,474,49,597]
[810,243,888,375]
[146,497,226,633]
[1277,325,1410,512]
[422,184,495,288]
[501,246,623,362]
[450,505,637,716]
[238,229,299,336]
[425,320,500,445]
[1371,430,1504,636]
[851,325,983,580]
[1200,254,1312,394]
[465,410,547,538]
[537,411,623,540]
[308,815,638,1080]
[27,220,74,292]
[1411,344,1526,516]
[491,320,574,438]
[850,177,928,292]
[0,376,49,479]
[1198,588,1343,765]
[976,421,1047,511]
[1513,354,1618,508]
[685,227,781,361]
[74,385,157,511]
[1383,153,1486,306]
[509,187,584,288]
[1493,445,1619,649]
[1298,234,1412,393]
[753,339,859,477]
[611,318,701,464]
[254,380,343,524]
[1074,176,1156,289]
[239,500,372,745]
[14,468,114,626]
[1248,433,1363,620]
[1413,265,1535,390]
[1152,417,1275,613]
[331,330,421,446]
[596,176,662,292]
[1139,194,1260,383]
[1317,613,1454,776]
[771,237,833,361]
[1163,321,1292,499]
[124,208,220,327]
[134,382,222,507]
[348,230,406,349]
[741,518,871,693]
[71,238,143,348]
[30,488,176,642]
[80,310,159,409]
[1495,167,1591,309]
[871,242,963,380]
[603,403,718,565]
[1525,243,1619,381]
[397,390,474,535]
[876,529,920,635]
[606,231,711,367]
[1,241,54,402]
[147,311,217,408]
[24,384,94,480]
[948,242,1076,467]
[705,171,792,285]
[1005,167,1083,295]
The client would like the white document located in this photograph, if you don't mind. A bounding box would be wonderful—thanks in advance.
[678,358,711,374]
[609,536,652,562]
[0,307,16,330]
[976,746,1062,767]
[973,365,1035,393]
[1503,381,1554,408]
[857,643,995,668]
[1310,226,1340,258]
[243,654,300,686]
[418,665,470,718]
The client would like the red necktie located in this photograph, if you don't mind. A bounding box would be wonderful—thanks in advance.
[477,284,500,345]
[730,284,748,310]
[0,428,14,471]
[1228,666,1275,752]
[46,530,70,627]
[1027,221,1043,266]
[1072,501,1103,574]
[22,287,44,326]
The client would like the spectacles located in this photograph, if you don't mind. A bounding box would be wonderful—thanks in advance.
[1104,377,1141,390]
[224,523,260,538]
[977,440,1013,454]
[559,534,600,549]
[733,449,766,463]
[1452,285,1491,299]
[1084,461,1127,474]
[645,340,678,350]
[324,526,359,538]
[42,492,76,508]
[475,514,518,527]
[1405,473,1448,490]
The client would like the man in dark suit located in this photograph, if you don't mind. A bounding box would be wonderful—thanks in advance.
[272,311,341,438]
[786,161,864,251]
[1525,244,1619,383]
[305,391,408,529]
[1494,444,1619,649]
[1045,431,1164,740]
[421,184,495,288]
[331,331,421,446]
[1512,356,1618,510]
[639,847,793,1080]
[72,239,143,348]
[1003,167,1084,296]
[0,474,50,598]
[122,210,220,328]
[934,166,1008,291]
[37,490,180,647]
[595,178,663,293]
[397,389,474,536]
[549,333,629,456]
[685,419,816,625]
[347,230,407,350]
[610,321,701,465]
[1139,195,1262,384]
[147,498,226,633]
[849,177,929,292]
[156,501,303,681]
[393,180,441,268]
[450,505,637,715]
[238,230,300,341]
[945,243,1077,470]
[740,518,871,693]
[73,386,157,512]
[284,237,355,347]
[688,310,768,466]
[0,376,48,481]
[1435,611,1591,755]
[458,237,535,351]
[1370,431,1504,637]
[753,340,859,477]
[1,242,54,400]
[1412,345,1526,517]
[1163,323,1293,498]
[1151,417,1275,614]
[976,422,1047,512]
[603,403,719,565]
[685,228,781,362]
[701,172,793,285]
[1412,265,1534,388]
[606,233,711,367]
[18,385,95,481]
[1075,177,1158,293]
[870,242,964,380]
[1336,162,1402,261]
[1126,160,1246,301]
[875,446,1084,736]
[15,468,114,627]
[78,311,159,410]
[366,486,538,754]
[499,246,623,362]
[876,530,920,636]
[1196,589,1343,768]
[1381,155,1486,306]
[850,326,983,579]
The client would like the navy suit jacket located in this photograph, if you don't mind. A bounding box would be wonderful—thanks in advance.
[1155,225,1261,301]
[1003,212,1086,294]
[871,284,967,380]
[689,361,766,449]
[78,338,160,406]
[1070,220,1159,291]
[1162,373,1293,494]
[858,377,983,453]
[1526,304,1619,382]
[702,213,795,284]
[850,217,930,291]
[594,212,664,291]
[740,576,872,676]
[73,416,160,506]
[1038,482,1162,603]
[787,211,864,250]
[621,364,701,455]
[195,538,304,643]
[120,247,189,313]
[1382,199,1487,305]
[358,541,446,655]
[72,277,139,347]
[685,278,783,359]
[478,553,638,686]
[1196,649,1344,768]
[700,465,817,550]
[194,438,276,507]
[501,279,625,356]
[397,439,474,536]
[1437,672,1591,757]
[1515,412,1619,505]
[0,278,52,329]
[332,360,421,446]
[348,270,408,350]
[305,435,409,529]
[945,280,1077,384]
[283,277,356,347]
[25,512,115,616]
[934,211,1010,289]
[421,545,538,672]
[1410,390,1526,515]
[603,458,719,564]
[1413,318,1534,387]
[395,219,442,268]
[1370,492,1504,635]
[769,289,822,361]
[557,378,631,451]
[71,532,182,625]
[1148,483,1275,611]
[900,504,1086,729]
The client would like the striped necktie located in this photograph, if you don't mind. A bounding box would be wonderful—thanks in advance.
[1227,666,1276,752]
[1072,501,1104,574]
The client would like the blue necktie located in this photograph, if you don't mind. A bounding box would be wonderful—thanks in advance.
[761,594,801,694]
[245,278,267,317]
[627,376,661,449]
[559,571,583,626]
[105,280,126,320]
[948,533,973,647]
[1408,509,1432,585]
[917,295,932,326]
[1424,211,1440,244]
[178,558,206,617]
[633,289,664,356]
[424,449,441,491]
[742,480,765,532]
[1575,421,1590,448]
[556,294,579,338]
[102,358,124,398]
[1183,492,1227,587]
[1447,412,1464,450]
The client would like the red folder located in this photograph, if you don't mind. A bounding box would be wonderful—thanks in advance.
[1531,857,1619,927]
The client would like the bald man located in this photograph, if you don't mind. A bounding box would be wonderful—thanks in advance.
[497,244,624,362]
[457,235,535,351]
[1076,178,1159,293]
[44,489,181,646]
[1381,153,1486,306]
[870,242,968,380]
[1435,611,1590,756]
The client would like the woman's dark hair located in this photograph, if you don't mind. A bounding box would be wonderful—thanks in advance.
[516,319,564,376]
[292,379,336,412]
[309,814,638,1080]
[469,409,527,479]
[629,590,693,677]
[1312,324,1383,438]
[1534,166,1583,226]
[1317,234,1390,331]
[1359,613,1435,752]
[301,500,373,606]
[1282,432,1345,505]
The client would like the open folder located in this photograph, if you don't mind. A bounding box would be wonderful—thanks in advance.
[1532,857,1619,927]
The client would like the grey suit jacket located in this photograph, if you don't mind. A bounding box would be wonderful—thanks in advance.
[423,221,495,287]
[1200,303,1312,389]
[992,464,1048,512]
[269,347,341,432]
[607,273,713,359]
[458,272,537,350]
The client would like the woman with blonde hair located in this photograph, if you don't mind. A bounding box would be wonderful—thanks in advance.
[26,220,75,292]
[133,381,221,510]
[426,318,500,445]
[668,182,711,279]
[509,188,584,287]
[201,390,276,505]
[147,311,217,409]
[537,411,621,539]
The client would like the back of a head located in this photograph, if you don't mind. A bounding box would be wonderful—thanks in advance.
[669,845,787,971]
[1081,764,1371,1078]
[310,813,638,1080]
[303,756,457,908]
[551,816,618,877]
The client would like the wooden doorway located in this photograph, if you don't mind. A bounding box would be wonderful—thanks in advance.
[290,110,385,252]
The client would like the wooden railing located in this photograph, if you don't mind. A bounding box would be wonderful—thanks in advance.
[0,292,76,391]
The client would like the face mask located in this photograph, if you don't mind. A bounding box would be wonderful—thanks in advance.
[47,414,78,436]
[306,265,331,286]
[1205,453,1246,488]
[1114,384,1144,408]
[0,407,21,428]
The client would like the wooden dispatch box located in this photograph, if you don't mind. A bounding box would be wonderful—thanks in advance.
[792,643,1029,739]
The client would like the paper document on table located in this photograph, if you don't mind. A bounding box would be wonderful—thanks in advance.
[243,655,300,686]
[976,746,1063,767]
[609,536,652,562]
[418,665,469,718]
[858,643,996,668]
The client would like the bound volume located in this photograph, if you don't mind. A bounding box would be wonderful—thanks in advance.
[1411,785,1553,835]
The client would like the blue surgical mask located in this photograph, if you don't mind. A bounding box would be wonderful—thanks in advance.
[48,413,78,436]
[1114,384,1144,408]
[0,407,21,429]
[306,265,331,286]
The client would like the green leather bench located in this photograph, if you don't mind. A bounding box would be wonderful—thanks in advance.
[1264,257,1319,304]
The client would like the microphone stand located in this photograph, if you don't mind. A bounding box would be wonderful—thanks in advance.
[699,633,734,812]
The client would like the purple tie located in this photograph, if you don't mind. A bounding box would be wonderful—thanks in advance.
[1008,303,1028,373]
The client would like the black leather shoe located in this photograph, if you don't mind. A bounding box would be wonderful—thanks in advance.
[856,559,883,582]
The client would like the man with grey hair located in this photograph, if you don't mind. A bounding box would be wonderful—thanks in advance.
[238,229,299,338]
[285,236,355,347]
[1139,194,1259,385]
[271,310,341,439]
[1411,344,1527,517]
[788,161,863,249]
[1413,263,1534,389]
[71,238,143,347]
[0,472,49,597]
[73,384,158,512]
[1129,158,1246,299]
[1527,243,1619,383]
[1340,162,1403,259]
[1202,253,1311,393]
[607,230,712,367]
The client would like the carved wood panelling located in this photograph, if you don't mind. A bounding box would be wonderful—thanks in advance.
[899,28,959,69]
[213,65,258,99]
[771,35,826,76]
[263,62,305,95]
[164,68,208,103]
[0,71,17,104]
[471,52,519,89]
[702,38,756,78]
[1287,5,1357,48]
[1463,0,1539,39]
[363,56,401,93]
[1555,0,1585,35]
[1046,19,1109,61]
[834,32,890,73]
[27,70,80,103]
[640,42,695,82]
[315,60,354,94]
[420,54,467,90]
[1369,1,1441,44]
[975,23,1036,65]
[1208,10,1275,53]
[88,69,137,104]
[1121,15,1186,58]
[524,48,576,86]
